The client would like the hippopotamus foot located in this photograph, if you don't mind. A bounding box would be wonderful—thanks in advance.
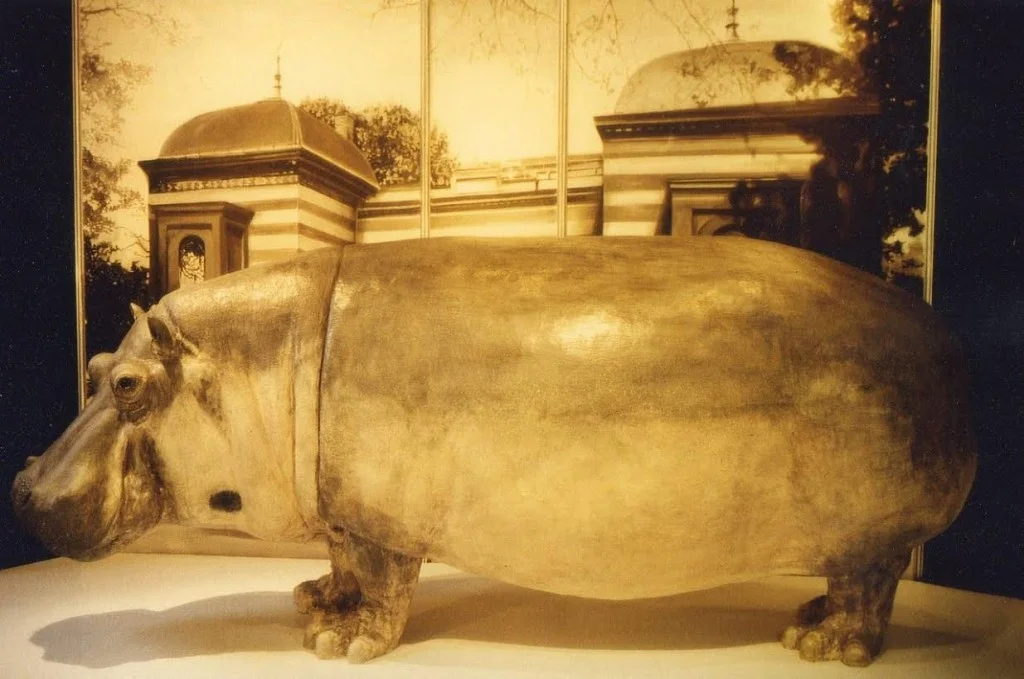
[780,551,910,667]
[293,570,360,616]
[296,528,421,663]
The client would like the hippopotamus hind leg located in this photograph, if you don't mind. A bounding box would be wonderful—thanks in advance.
[294,528,421,663]
[780,551,911,666]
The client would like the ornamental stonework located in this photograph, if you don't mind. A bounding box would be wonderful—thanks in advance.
[152,174,299,194]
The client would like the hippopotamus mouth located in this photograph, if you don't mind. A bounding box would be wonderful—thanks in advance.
[12,421,168,561]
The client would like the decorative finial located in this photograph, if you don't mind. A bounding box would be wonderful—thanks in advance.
[273,51,282,98]
[726,0,739,41]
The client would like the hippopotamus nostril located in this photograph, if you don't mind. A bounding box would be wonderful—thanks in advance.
[11,473,33,511]
[25,456,40,468]
[209,490,242,513]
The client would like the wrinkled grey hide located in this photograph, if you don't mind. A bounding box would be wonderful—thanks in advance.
[13,238,975,667]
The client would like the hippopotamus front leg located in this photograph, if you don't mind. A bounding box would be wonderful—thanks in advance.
[294,528,421,663]
[780,551,911,666]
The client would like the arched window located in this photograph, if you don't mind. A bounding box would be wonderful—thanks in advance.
[178,235,206,286]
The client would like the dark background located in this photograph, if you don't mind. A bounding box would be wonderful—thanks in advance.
[1,2,1021,598]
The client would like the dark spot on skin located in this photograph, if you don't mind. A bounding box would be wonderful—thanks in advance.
[194,376,223,421]
[209,490,242,513]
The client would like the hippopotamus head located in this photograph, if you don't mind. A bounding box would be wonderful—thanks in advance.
[12,300,311,560]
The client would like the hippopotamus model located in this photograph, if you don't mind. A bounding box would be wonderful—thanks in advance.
[13,237,975,666]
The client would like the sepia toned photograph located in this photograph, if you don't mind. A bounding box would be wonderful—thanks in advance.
[10,0,1024,676]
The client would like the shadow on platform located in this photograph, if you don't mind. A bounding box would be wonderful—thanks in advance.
[29,575,973,668]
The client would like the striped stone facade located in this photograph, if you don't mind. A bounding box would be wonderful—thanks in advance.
[594,98,878,240]
[358,155,604,244]
[148,178,359,266]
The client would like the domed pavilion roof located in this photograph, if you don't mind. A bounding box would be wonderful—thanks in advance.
[158,97,378,190]
[614,40,854,115]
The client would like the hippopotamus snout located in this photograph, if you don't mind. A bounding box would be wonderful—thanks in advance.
[12,456,123,560]
[12,406,133,560]
[11,465,35,514]
[12,395,172,561]
[12,455,87,557]
[11,455,43,515]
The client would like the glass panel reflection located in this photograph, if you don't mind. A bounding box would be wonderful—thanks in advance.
[429,0,560,238]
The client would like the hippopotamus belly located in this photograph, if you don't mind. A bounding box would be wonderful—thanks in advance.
[316,237,973,599]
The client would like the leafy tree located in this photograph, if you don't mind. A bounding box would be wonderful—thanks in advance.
[763,2,931,279]
[81,148,143,239]
[832,0,931,240]
[78,3,154,242]
[771,41,859,100]
[776,1,930,242]
[299,97,359,133]
[78,1,165,354]
[299,97,458,188]
[78,49,150,155]
[83,236,150,360]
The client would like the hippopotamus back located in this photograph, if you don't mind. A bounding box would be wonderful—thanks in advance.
[316,237,974,599]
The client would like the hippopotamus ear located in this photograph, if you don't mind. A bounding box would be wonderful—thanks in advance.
[148,315,181,362]
[130,302,146,320]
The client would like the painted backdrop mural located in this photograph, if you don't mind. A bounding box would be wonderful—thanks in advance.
[80,0,934,378]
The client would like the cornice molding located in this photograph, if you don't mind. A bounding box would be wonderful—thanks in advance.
[359,186,601,219]
[149,200,255,224]
[139,148,379,206]
[595,97,880,141]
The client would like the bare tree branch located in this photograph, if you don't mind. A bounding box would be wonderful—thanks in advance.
[79,0,180,44]
[646,0,700,51]
[122,227,151,258]
[506,0,557,24]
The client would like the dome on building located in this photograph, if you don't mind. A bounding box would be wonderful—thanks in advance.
[159,97,378,189]
[614,40,855,115]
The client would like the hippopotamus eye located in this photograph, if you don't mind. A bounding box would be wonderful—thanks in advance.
[109,368,149,417]
[114,376,141,396]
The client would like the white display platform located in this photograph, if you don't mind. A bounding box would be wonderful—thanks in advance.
[0,553,1020,678]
